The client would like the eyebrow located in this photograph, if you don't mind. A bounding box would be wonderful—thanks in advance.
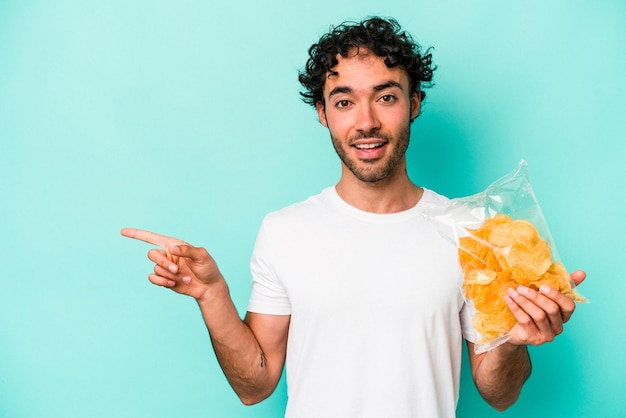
[328,86,353,98]
[373,80,403,92]
[328,80,404,99]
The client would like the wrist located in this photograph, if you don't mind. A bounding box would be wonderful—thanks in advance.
[195,275,229,305]
[496,341,528,359]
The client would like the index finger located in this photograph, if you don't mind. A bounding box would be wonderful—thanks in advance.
[120,228,183,248]
[537,284,576,321]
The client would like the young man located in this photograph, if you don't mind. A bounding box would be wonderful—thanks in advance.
[122,17,585,417]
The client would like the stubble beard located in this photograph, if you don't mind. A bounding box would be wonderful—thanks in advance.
[330,124,411,183]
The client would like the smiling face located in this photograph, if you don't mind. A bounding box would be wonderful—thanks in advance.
[316,49,421,184]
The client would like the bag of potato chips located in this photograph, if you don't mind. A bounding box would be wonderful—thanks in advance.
[430,160,585,354]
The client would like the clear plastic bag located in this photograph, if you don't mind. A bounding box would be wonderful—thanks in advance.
[429,160,586,354]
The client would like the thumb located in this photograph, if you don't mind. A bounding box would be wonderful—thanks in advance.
[168,244,210,263]
[570,270,587,287]
[168,244,220,286]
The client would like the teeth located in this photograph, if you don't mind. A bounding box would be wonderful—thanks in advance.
[355,143,382,149]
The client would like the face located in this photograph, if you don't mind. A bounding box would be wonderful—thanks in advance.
[316,49,420,183]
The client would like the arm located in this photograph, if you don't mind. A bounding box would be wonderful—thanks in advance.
[121,228,289,405]
[467,342,531,411]
[194,275,289,405]
[468,270,587,411]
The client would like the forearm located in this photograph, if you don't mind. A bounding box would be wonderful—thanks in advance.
[472,343,531,411]
[121,231,282,404]
[196,278,276,404]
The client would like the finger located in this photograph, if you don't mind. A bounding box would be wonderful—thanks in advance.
[160,249,180,270]
[570,270,587,287]
[539,284,576,323]
[164,248,179,264]
[504,294,542,346]
[169,244,210,264]
[508,286,562,339]
[121,228,183,248]
[148,273,176,288]
[154,264,178,281]
[148,249,179,274]
[504,292,531,325]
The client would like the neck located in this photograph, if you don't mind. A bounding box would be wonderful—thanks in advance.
[335,166,424,214]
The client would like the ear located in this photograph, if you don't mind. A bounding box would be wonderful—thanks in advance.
[315,102,328,127]
[410,92,421,121]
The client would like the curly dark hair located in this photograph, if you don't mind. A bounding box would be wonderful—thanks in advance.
[298,17,435,108]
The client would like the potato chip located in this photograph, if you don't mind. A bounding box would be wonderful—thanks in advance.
[489,219,540,249]
[530,262,586,302]
[459,236,501,273]
[465,269,498,286]
[458,214,585,345]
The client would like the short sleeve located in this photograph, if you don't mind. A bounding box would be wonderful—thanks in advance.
[460,297,478,343]
[246,220,292,315]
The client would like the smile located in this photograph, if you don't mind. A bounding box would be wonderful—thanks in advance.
[354,142,385,149]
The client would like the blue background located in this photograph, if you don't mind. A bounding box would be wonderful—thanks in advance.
[1,1,624,417]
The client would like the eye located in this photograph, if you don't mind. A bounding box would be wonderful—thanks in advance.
[335,99,351,109]
[379,94,397,103]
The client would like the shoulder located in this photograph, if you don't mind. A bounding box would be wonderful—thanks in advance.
[265,187,334,220]
[419,188,452,210]
[263,187,335,224]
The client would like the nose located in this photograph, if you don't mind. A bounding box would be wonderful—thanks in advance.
[355,102,380,134]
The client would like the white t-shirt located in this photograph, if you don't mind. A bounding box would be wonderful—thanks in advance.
[248,187,476,418]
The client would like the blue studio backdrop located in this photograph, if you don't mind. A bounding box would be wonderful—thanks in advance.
[1,1,624,417]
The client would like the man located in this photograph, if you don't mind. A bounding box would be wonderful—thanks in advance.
[122,17,585,417]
